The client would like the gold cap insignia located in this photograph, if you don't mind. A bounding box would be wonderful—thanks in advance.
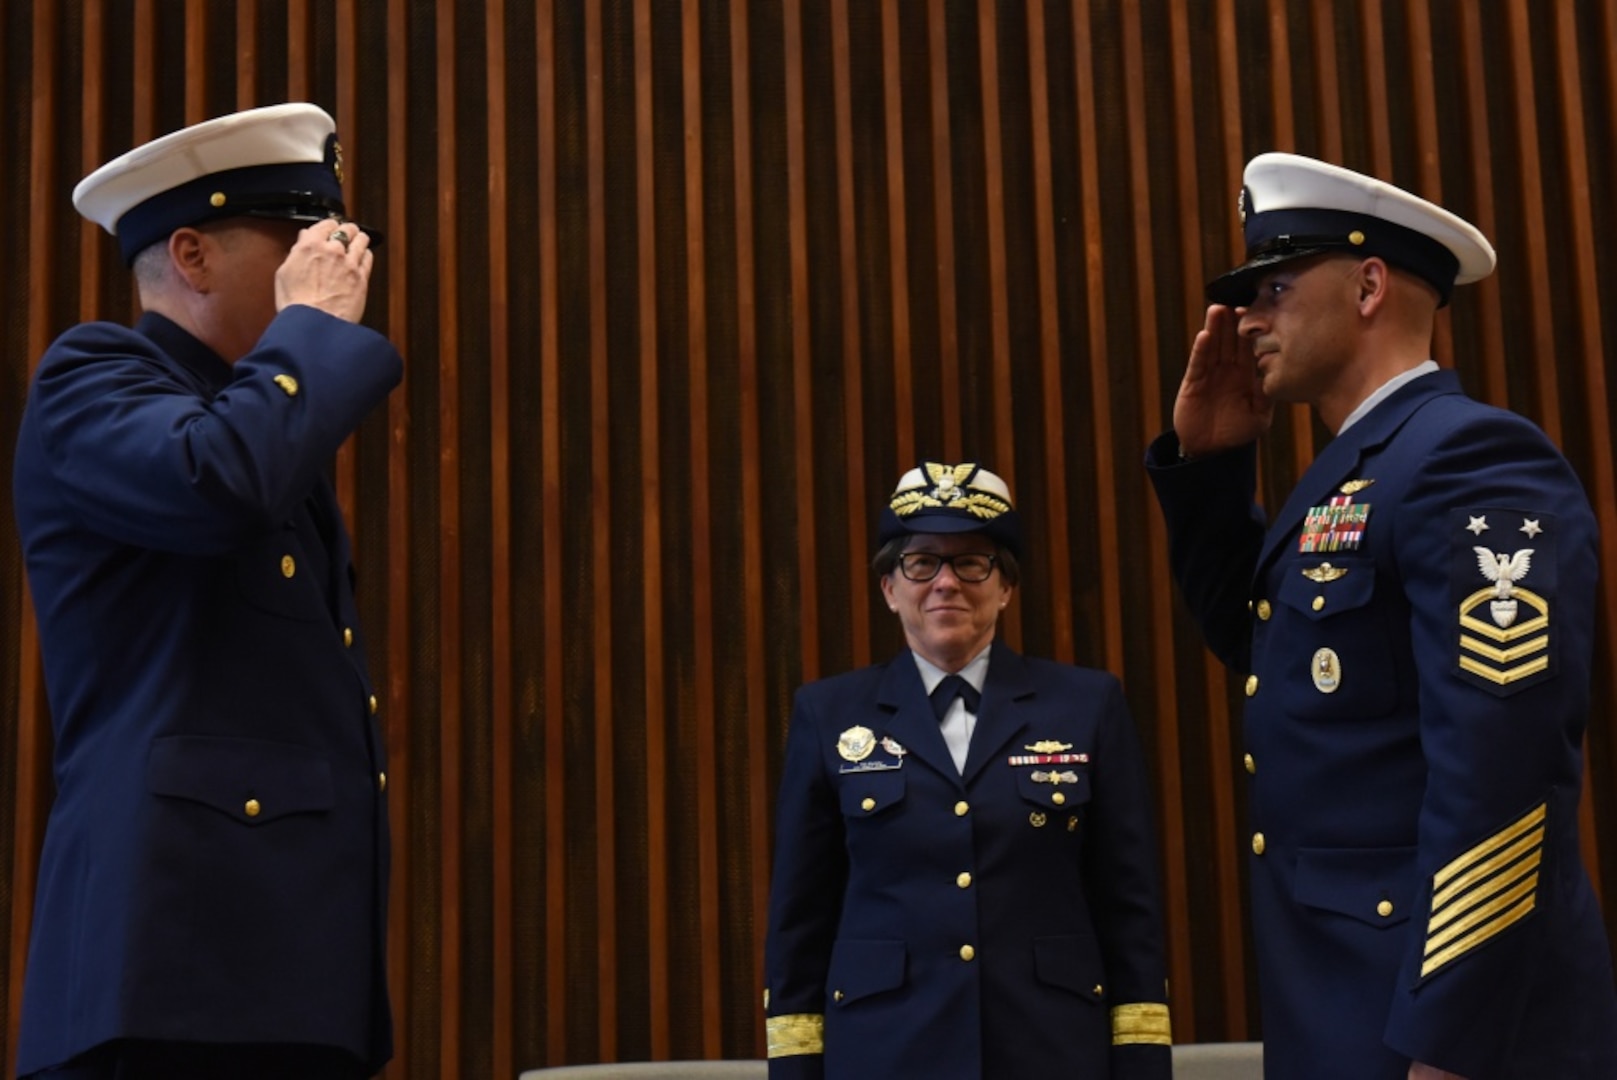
[889,461,1013,522]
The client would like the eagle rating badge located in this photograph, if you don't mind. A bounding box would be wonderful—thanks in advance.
[1454,510,1555,695]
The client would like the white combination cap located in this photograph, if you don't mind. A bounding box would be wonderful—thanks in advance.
[1207,152,1495,307]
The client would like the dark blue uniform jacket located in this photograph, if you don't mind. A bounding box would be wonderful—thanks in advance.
[764,644,1172,1079]
[1147,369,1617,1079]
[11,307,401,1076]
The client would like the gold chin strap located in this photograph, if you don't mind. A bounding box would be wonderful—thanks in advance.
[765,1013,825,1059]
[1111,1002,1173,1046]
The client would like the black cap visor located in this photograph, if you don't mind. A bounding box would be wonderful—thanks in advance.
[1205,244,1336,307]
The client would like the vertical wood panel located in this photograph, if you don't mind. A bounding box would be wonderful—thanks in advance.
[1551,0,1617,880]
[1455,0,1508,403]
[927,0,961,461]
[483,2,515,1077]
[1070,0,1122,677]
[583,0,620,1059]
[677,0,724,1058]
[534,0,569,1062]
[1023,1,1074,668]
[782,0,819,683]
[432,2,464,1072]
[1504,0,1562,441]
[829,0,869,665]
[727,2,773,1057]
[1402,0,1454,367]
[974,0,1018,651]
[381,0,413,1074]
[331,0,361,529]
[879,2,914,460]
[632,0,669,1059]
[1167,0,1246,1039]
[1117,0,1194,1039]
[8,2,1617,1071]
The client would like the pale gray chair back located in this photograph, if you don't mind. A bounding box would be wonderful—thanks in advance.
[1171,1041,1265,1079]
[520,1062,765,1080]
[522,1046,1259,1079]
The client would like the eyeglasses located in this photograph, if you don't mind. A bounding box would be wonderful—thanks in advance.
[896,552,998,583]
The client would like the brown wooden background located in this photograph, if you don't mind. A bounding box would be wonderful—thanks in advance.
[3,1,1616,1076]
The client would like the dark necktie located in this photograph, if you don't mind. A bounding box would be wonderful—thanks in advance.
[930,674,981,721]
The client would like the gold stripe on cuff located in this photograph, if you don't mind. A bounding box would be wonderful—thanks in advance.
[766,1013,825,1059]
[1111,1002,1173,1046]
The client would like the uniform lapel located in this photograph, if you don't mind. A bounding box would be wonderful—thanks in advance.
[1256,370,1462,572]
[960,644,1036,785]
[874,653,961,785]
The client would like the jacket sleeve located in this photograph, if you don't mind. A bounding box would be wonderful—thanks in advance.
[1084,676,1174,1080]
[28,306,401,553]
[1144,431,1267,672]
[1379,409,1601,1073]
[763,689,847,1080]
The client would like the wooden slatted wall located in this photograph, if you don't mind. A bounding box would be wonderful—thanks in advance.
[3,1,1616,1076]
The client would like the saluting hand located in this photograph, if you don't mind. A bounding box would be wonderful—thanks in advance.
[1409,1062,1467,1080]
[274,218,374,324]
[1171,304,1273,457]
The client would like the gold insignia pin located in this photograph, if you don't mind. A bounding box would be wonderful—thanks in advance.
[1301,562,1349,583]
[1312,648,1342,694]
[836,726,876,763]
[1339,479,1375,495]
[1026,740,1073,754]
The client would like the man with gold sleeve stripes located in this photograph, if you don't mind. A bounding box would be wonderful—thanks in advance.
[764,463,1172,1078]
[1146,153,1617,1078]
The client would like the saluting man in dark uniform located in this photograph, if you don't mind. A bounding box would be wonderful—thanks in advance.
[1146,153,1617,1079]
[764,462,1172,1079]
[12,103,399,1079]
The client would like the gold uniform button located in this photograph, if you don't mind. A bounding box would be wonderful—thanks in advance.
[378,772,388,792]
[1052,792,1066,806]
[1244,753,1256,774]
[1312,595,1325,612]
[280,555,296,578]
[1245,675,1259,696]
[1067,815,1079,832]
[1256,599,1272,621]
[956,872,972,889]
[1377,900,1394,918]
[244,798,262,818]
[954,801,969,817]
[861,797,876,812]
[273,373,300,397]
[210,191,228,207]
[368,694,379,715]
[959,945,975,962]
[1093,984,1104,997]
[343,627,354,647]
[1252,832,1266,855]
[833,990,844,1002]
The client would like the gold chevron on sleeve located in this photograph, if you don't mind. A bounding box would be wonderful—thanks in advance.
[766,1013,825,1058]
[1420,803,1546,979]
[1111,1002,1173,1046]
